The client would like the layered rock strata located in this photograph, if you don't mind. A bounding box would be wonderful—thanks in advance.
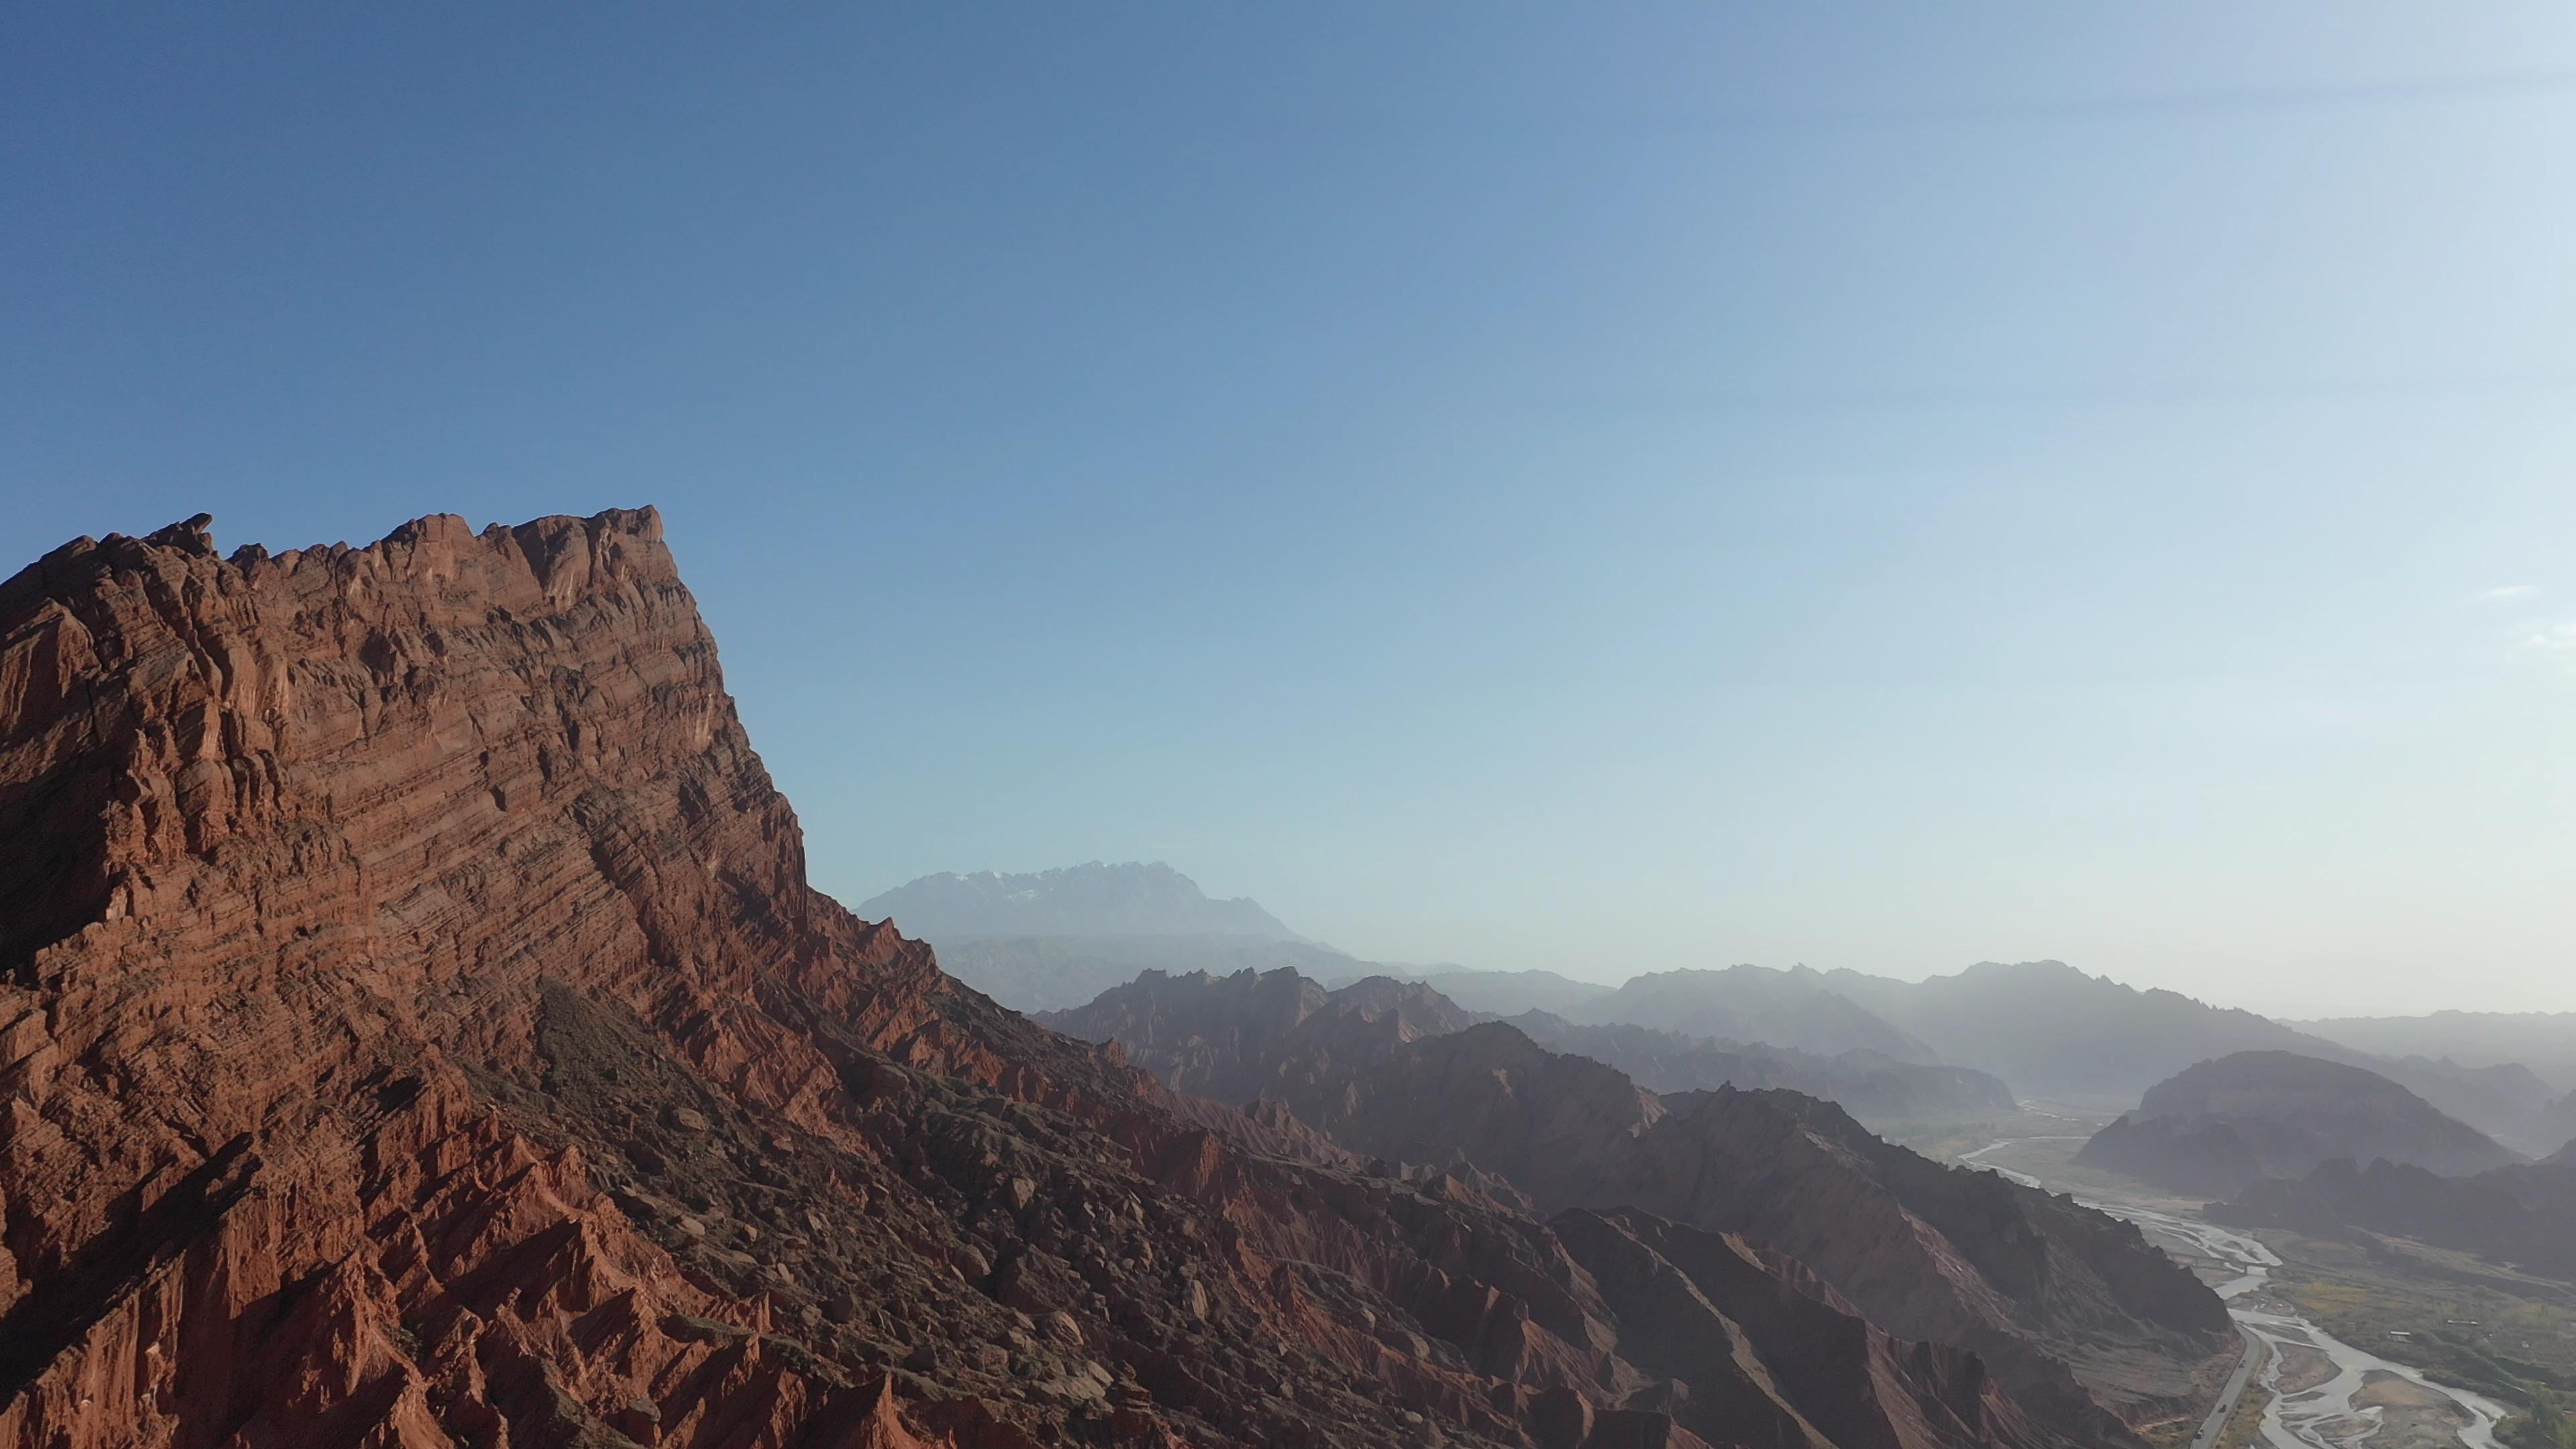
[0,511,2129,1449]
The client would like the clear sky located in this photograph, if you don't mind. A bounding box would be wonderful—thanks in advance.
[8,6,2575,1016]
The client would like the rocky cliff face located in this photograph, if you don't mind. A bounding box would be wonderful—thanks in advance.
[0,511,2113,1449]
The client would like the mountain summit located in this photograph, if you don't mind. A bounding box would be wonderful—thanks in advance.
[2076,1051,2518,1195]
[860,861,1303,942]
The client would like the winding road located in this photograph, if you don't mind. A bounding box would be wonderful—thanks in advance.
[1963,1135,2511,1449]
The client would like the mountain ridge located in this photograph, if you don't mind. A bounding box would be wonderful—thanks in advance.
[0,508,2170,1449]
[1038,965,2233,1439]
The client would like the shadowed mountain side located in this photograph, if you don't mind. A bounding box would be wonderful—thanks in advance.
[1042,967,2231,1442]
[1553,1210,2074,1449]
[2075,1051,2519,1196]
[2215,1151,2576,1282]
[1500,1014,2019,1123]
[1570,966,1942,1064]
[1293,1026,2232,1440]
[1035,968,1474,1110]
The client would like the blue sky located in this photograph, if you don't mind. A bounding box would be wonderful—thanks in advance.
[8,6,2575,1014]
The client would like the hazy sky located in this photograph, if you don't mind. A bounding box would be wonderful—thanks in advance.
[8,7,2575,1016]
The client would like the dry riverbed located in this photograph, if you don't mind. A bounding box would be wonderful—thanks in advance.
[1966,1122,2546,1449]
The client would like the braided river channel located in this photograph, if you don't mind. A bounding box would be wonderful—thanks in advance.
[1964,1133,2512,1449]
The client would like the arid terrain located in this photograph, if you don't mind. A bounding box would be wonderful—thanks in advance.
[0,510,2240,1449]
[1969,1119,2569,1449]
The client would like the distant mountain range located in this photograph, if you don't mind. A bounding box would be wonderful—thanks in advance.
[1364,967,1613,1016]
[1565,965,1945,1062]
[2074,1051,2520,1196]
[1040,967,2016,1128]
[1036,965,2231,1441]
[930,934,1354,1013]
[859,860,1307,941]
[2290,1010,2576,1091]
[1499,1012,2017,1122]
[2216,1136,2576,1279]
[857,862,1335,1009]
[1822,961,2351,1107]
[873,865,2576,1139]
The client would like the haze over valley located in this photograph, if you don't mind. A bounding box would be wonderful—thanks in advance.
[11,7,2576,1448]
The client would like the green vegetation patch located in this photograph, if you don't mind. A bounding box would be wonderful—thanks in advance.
[2260,1228,2576,1446]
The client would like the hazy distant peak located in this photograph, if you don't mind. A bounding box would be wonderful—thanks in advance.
[1568,963,1943,1065]
[858,860,1310,944]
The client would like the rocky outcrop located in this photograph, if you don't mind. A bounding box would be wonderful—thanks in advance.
[2075,1051,2519,1195]
[0,510,2110,1449]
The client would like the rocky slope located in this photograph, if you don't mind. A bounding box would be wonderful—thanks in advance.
[1298,1026,2233,1439]
[2074,1051,2519,1196]
[0,509,2123,1449]
[1044,971,2012,1128]
[1043,972,2233,1440]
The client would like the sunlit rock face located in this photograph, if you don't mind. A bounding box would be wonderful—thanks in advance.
[0,509,2211,1449]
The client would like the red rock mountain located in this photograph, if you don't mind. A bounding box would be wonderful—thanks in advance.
[0,510,2193,1449]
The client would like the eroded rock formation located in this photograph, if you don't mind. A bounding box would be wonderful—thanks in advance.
[0,510,2171,1448]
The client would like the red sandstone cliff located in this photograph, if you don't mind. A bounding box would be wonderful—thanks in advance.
[0,510,2114,1448]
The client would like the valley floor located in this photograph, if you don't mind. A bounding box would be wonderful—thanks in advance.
[1961,1114,2565,1449]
